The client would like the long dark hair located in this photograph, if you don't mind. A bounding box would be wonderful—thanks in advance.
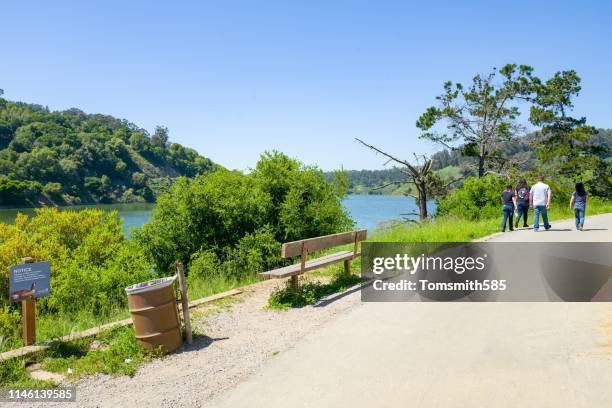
[575,182,587,197]
[516,178,527,191]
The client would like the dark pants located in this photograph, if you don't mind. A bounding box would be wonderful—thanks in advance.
[515,203,529,227]
[501,204,514,231]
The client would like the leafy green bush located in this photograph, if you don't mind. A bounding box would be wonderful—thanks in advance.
[0,177,43,205]
[0,209,151,345]
[0,306,21,350]
[135,151,352,278]
[436,176,507,220]
[43,182,63,198]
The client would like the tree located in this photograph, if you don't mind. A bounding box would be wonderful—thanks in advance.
[134,152,352,274]
[529,71,611,196]
[416,64,537,177]
[355,138,461,222]
[151,125,169,148]
[0,95,216,205]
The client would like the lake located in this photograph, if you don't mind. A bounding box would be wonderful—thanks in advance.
[0,195,436,236]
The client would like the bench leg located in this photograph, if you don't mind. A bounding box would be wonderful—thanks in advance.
[344,259,350,275]
[291,275,299,292]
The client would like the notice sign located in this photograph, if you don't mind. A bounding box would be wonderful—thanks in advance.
[9,261,51,302]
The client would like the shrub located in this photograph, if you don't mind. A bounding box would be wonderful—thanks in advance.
[0,177,42,205]
[436,176,507,220]
[43,182,63,197]
[187,250,220,282]
[135,151,352,277]
[0,209,151,345]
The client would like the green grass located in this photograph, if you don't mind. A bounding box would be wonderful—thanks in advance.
[0,358,55,388]
[371,198,612,243]
[40,326,159,378]
[0,273,260,355]
[186,274,260,300]
[267,270,362,310]
[0,326,159,387]
[0,273,260,387]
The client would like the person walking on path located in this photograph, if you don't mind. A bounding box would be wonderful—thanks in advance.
[514,178,530,228]
[530,176,552,232]
[569,182,588,231]
[501,184,515,232]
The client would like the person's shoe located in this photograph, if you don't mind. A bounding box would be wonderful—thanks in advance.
[545,225,552,231]
[533,228,539,232]
[515,221,519,229]
[523,224,529,228]
[579,225,584,231]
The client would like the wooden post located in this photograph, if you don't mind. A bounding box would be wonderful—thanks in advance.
[175,262,193,345]
[343,259,350,275]
[21,257,36,346]
[292,243,307,292]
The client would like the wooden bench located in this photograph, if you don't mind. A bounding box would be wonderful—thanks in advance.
[259,229,367,291]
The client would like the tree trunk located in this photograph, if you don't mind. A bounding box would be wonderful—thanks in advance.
[478,144,486,177]
[416,183,428,222]
[478,155,485,178]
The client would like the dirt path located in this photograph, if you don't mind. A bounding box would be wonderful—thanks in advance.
[41,278,363,408]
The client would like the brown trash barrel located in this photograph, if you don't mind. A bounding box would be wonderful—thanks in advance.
[125,276,183,353]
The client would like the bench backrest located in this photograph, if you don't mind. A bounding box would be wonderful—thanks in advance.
[281,230,368,258]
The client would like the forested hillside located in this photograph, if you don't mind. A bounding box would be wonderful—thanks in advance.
[334,130,611,195]
[0,92,215,206]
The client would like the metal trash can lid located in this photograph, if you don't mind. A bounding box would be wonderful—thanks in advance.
[125,275,177,295]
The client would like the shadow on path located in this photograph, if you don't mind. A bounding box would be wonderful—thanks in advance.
[314,281,372,308]
[176,335,229,354]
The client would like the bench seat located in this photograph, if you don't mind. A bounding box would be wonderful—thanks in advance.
[259,250,359,279]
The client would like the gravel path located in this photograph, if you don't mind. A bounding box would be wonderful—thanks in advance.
[39,277,363,408]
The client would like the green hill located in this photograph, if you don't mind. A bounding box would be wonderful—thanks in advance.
[0,94,216,207]
[333,129,611,195]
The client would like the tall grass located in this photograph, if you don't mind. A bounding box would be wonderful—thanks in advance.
[372,198,612,243]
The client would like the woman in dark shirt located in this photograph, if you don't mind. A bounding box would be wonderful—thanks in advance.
[514,178,530,228]
[501,184,515,232]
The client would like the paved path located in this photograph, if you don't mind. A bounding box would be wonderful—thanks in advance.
[481,212,612,243]
[210,213,612,408]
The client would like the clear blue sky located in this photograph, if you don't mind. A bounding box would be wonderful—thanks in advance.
[1,1,611,170]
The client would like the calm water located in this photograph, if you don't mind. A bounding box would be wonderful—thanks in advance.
[0,195,435,235]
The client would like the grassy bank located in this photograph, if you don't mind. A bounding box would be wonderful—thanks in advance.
[0,274,258,354]
[371,199,612,242]
[0,274,256,388]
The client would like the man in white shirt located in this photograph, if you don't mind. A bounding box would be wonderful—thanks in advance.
[529,176,552,231]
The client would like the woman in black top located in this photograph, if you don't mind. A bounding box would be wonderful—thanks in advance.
[501,184,515,232]
[514,178,530,228]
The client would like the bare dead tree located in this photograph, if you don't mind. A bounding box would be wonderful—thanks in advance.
[355,138,462,222]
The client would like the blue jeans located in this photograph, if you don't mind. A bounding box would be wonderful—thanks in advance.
[501,204,514,231]
[533,205,550,230]
[516,202,529,227]
[574,208,585,229]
